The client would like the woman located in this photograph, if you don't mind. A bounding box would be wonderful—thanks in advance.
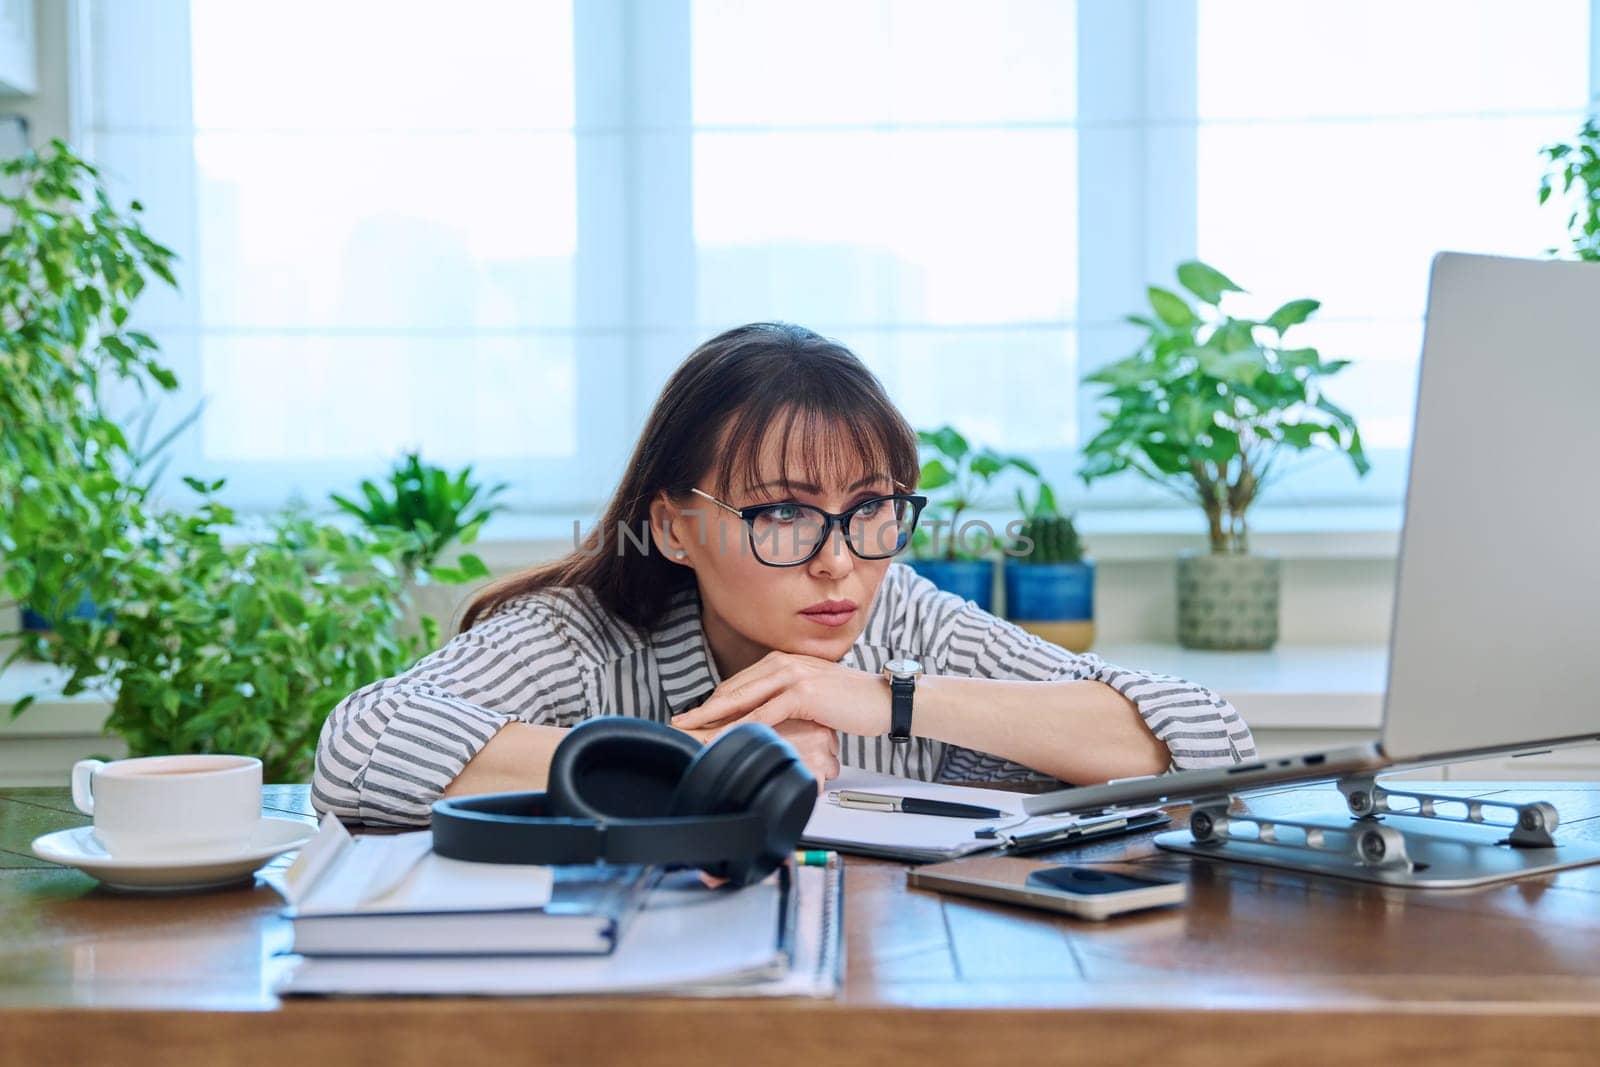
[313,323,1255,826]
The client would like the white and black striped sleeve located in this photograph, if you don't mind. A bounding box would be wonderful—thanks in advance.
[932,596,1257,781]
[311,596,591,826]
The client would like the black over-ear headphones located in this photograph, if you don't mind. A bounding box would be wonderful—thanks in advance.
[430,717,818,887]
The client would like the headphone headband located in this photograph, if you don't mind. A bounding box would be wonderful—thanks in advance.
[428,718,817,885]
[432,791,771,868]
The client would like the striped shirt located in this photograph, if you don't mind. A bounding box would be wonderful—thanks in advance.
[313,563,1256,825]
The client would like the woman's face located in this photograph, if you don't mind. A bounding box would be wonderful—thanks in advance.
[650,430,899,671]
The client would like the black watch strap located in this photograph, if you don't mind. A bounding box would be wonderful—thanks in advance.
[889,675,915,743]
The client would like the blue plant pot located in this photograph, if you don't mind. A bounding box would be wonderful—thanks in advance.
[19,595,109,634]
[906,558,994,613]
[1004,560,1095,622]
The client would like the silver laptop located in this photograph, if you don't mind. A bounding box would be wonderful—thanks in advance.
[1026,252,1600,816]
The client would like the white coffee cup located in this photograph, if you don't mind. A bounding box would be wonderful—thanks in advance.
[70,754,263,857]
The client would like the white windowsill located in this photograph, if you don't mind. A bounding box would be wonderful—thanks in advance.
[1093,643,1387,730]
[0,660,111,733]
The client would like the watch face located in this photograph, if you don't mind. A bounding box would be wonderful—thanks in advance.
[884,657,923,678]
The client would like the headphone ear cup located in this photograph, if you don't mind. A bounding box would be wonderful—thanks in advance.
[733,759,818,887]
[669,723,777,818]
[671,723,818,885]
[547,716,703,822]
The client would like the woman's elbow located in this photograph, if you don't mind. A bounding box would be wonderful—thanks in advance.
[1123,738,1172,778]
[310,695,374,820]
[1103,687,1173,779]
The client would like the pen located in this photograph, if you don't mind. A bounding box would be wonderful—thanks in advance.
[828,790,1004,820]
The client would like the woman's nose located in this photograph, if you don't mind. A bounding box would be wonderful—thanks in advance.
[807,520,855,578]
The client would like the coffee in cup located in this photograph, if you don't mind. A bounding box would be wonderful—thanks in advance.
[70,754,263,857]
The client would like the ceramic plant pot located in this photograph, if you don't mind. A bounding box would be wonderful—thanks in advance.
[1004,560,1095,652]
[1176,550,1279,651]
[905,558,995,613]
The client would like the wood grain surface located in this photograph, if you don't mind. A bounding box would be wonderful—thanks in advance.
[3,779,1598,1066]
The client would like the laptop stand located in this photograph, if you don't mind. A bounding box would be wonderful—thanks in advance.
[1153,775,1600,888]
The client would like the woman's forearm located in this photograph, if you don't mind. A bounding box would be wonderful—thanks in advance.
[914,676,1169,784]
[441,721,570,798]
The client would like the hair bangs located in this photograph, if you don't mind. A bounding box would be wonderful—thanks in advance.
[712,390,918,502]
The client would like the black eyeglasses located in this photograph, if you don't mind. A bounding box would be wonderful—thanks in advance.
[688,488,928,567]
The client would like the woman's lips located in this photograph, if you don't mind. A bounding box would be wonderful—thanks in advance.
[801,610,855,627]
[796,604,857,630]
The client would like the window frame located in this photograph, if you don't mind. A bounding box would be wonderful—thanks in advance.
[76,0,1600,521]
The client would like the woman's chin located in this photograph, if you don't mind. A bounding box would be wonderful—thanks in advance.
[783,628,859,661]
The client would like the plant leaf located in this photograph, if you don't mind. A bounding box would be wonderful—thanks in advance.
[1147,286,1199,328]
[930,425,969,461]
[1175,261,1244,305]
[969,453,1003,479]
[918,458,953,491]
[1266,298,1321,333]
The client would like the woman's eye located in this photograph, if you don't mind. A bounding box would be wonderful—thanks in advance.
[854,499,884,518]
[768,504,802,523]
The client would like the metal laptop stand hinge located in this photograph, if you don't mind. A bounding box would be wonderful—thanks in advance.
[1159,774,1599,888]
[1337,776,1558,848]
[1185,792,1416,874]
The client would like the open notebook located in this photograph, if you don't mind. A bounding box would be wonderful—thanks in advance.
[801,768,1166,862]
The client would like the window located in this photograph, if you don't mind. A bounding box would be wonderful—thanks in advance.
[84,1,1600,518]
[691,0,1079,459]
[89,0,597,511]
[1193,0,1592,505]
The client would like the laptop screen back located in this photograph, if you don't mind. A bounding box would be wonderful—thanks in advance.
[1380,253,1600,761]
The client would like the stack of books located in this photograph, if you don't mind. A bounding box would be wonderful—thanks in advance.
[274,814,842,998]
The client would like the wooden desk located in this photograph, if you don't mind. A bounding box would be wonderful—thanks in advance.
[3,781,1599,1066]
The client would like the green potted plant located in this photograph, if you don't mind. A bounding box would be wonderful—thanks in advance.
[1079,261,1369,650]
[1003,479,1093,652]
[18,481,437,782]
[14,400,199,648]
[331,451,507,581]
[0,141,180,647]
[2,142,450,782]
[907,426,1036,612]
[1539,118,1600,260]
[331,451,504,632]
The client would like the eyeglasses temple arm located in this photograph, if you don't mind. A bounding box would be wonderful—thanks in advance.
[687,487,743,517]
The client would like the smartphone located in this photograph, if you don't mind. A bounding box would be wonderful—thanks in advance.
[908,855,1186,921]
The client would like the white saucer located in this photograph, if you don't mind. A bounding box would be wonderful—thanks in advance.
[31,816,316,893]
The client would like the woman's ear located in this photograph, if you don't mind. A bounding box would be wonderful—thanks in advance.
[648,492,694,568]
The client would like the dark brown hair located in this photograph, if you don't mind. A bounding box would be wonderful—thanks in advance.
[460,322,919,632]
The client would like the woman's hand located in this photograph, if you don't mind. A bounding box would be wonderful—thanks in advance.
[771,719,841,789]
[674,716,841,791]
[670,651,891,740]
[672,710,841,890]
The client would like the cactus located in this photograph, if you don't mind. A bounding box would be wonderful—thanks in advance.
[1017,513,1083,564]
[1013,481,1084,564]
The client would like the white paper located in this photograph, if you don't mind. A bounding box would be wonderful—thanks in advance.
[800,768,1141,860]
[281,817,554,917]
[279,813,350,906]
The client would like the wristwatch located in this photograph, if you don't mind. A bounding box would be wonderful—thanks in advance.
[883,658,923,744]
